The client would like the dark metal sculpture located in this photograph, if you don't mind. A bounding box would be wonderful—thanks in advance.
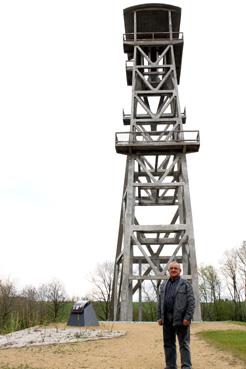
[67,300,99,326]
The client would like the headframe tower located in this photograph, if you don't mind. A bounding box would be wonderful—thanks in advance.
[113,4,201,321]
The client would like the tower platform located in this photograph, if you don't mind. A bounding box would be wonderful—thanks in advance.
[115,130,200,155]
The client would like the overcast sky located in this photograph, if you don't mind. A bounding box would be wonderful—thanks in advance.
[0,0,245,298]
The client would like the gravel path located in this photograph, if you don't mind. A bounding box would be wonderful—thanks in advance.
[0,326,125,349]
[0,322,245,369]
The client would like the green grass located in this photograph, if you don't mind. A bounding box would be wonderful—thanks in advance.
[198,330,246,363]
[229,321,246,327]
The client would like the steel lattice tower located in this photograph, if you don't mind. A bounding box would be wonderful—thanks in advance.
[112,4,201,321]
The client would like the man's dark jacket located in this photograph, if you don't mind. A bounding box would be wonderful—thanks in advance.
[157,278,195,326]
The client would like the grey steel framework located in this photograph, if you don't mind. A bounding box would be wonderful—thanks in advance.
[112,4,201,321]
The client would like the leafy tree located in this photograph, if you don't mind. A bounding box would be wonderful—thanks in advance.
[199,265,221,303]
[198,265,221,320]
[0,279,16,331]
[221,248,243,320]
[46,279,66,321]
[88,261,114,320]
[238,241,246,301]
[20,285,39,327]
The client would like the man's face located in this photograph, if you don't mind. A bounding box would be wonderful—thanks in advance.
[168,263,181,279]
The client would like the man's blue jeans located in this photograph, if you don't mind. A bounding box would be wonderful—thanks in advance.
[163,316,192,369]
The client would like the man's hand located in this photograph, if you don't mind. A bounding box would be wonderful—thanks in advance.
[157,319,163,326]
[183,319,190,327]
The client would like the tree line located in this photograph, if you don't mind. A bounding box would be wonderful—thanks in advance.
[0,279,71,333]
[89,242,246,322]
[199,241,246,321]
[1,241,246,333]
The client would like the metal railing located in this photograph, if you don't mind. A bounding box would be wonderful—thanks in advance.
[123,32,183,42]
[115,130,200,144]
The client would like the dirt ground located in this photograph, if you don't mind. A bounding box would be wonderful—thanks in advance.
[0,322,246,369]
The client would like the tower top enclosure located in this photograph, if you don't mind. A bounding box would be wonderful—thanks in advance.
[123,4,183,83]
[124,3,181,33]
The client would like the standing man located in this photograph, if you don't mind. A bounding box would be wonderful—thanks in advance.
[157,261,195,369]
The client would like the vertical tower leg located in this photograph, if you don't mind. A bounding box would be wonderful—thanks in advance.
[120,157,135,320]
[181,155,201,320]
